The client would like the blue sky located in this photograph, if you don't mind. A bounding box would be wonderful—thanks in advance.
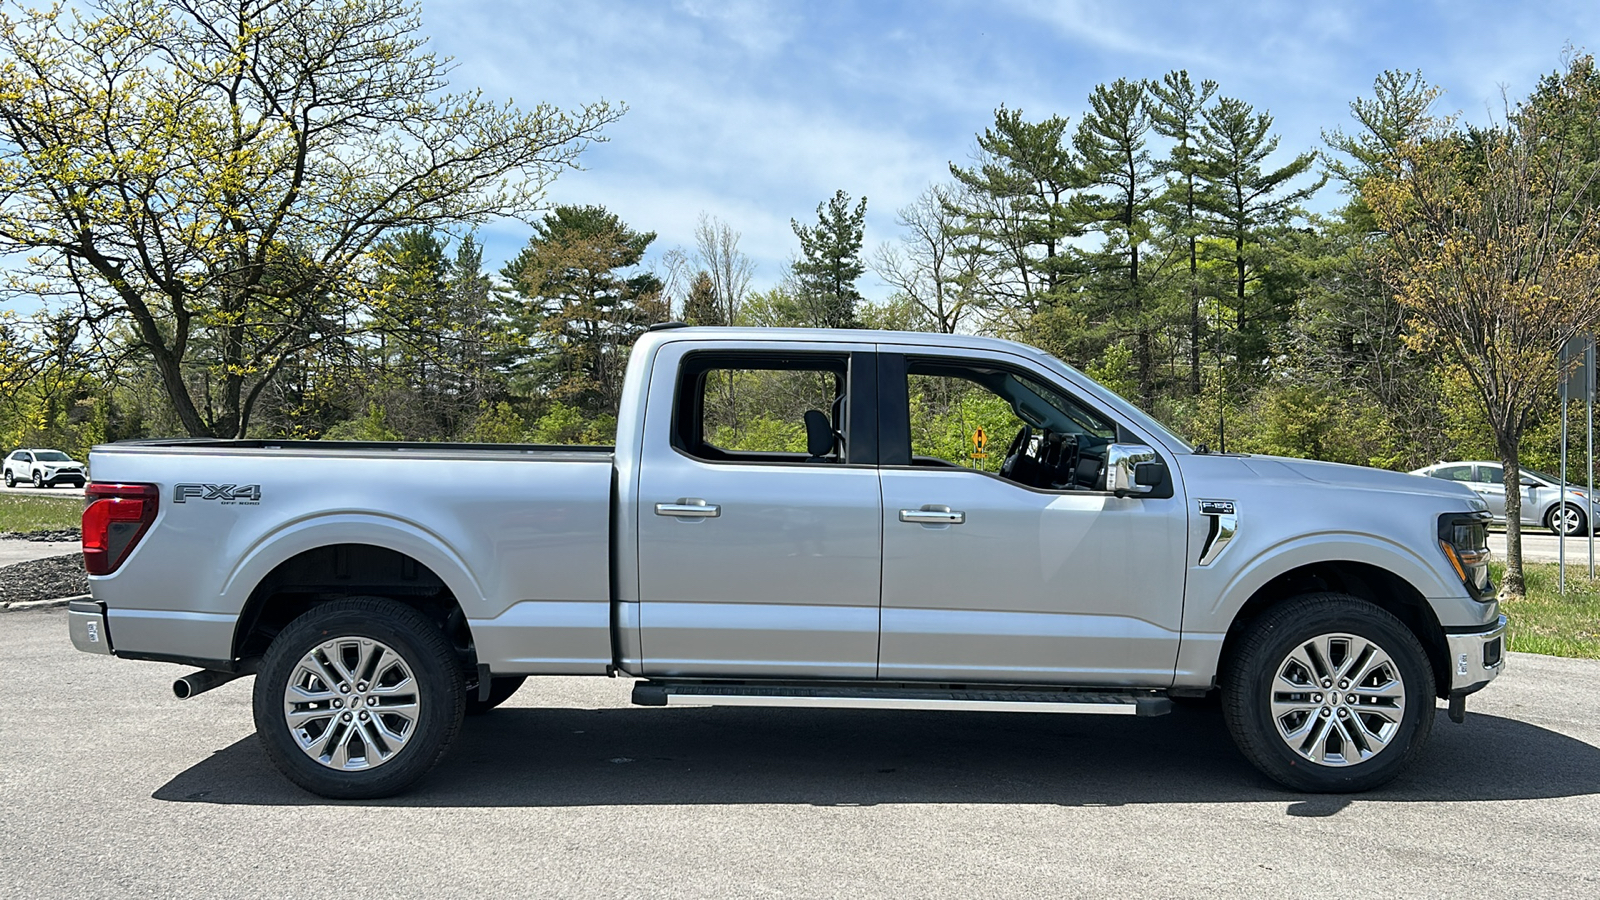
[426,0,1600,300]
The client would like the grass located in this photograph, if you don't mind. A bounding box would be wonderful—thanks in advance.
[0,492,82,533]
[1494,561,1600,659]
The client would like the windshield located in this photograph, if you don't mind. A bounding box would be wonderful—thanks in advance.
[1527,469,1589,488]
[33,451,71,461]
[1035,352,1195,452]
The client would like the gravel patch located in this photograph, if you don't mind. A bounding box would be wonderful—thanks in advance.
[0,554,88,607]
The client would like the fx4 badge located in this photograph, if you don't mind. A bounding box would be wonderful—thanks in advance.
[174,483,261,505]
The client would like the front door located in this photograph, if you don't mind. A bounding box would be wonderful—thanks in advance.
[875,351,1188,686]
[635,344,883,679]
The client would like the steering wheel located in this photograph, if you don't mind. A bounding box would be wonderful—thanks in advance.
[999,424,1033,480]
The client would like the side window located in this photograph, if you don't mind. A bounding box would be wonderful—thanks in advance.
[1430,465,1474,482]
[902,357,1118,491]
[18,452,31,464]
[674,353,851,464]
[1476,465,1504,484]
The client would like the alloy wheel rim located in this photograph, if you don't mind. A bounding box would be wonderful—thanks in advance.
[1269,632,1406,767]
[1558,506,1582,534]
[282,637,421,771]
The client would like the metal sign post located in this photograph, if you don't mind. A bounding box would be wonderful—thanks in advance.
[1560,335,1597,588]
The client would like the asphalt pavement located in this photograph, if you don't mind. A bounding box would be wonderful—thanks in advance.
[1490,530,1600,565]
[2,609,1597,899]
[0,483,83,498]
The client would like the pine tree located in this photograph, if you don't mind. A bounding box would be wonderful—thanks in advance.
[790,190,868,328]
[1148,70,1219,395]
[682,271,723,326]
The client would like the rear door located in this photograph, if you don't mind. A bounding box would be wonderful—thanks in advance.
[634,340,883,679]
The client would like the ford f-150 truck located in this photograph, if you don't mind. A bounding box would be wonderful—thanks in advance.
[68,326,1506,798]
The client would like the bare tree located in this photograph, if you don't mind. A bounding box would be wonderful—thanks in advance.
[693,214,755,327]
[872,184,980,333]
[0,0,620,437]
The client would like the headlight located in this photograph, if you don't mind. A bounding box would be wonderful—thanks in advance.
[1439,511,1493,600]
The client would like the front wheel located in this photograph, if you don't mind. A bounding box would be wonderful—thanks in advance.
[1221,593,1435,793]
[1547,503,1588,537]
[31,470,41,488]
[253,597,465,799]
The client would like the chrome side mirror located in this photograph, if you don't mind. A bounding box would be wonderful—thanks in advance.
[1105,444,1163,497]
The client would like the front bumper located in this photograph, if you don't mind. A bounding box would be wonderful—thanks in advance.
[68,599,112,655]
[1445,614,1507,694]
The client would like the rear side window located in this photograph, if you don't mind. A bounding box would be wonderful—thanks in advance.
[1430,465,1474,482]
[673,352,860,465]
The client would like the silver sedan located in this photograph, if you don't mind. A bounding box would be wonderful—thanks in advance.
[1410,461,1595,535]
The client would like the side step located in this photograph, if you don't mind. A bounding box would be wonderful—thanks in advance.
[631,682,1172,717]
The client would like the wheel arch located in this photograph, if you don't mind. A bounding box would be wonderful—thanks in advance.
[1217,559,1451,699]
[222,515,487,667]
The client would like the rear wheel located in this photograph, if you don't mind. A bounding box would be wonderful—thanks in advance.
[465,675,527,715]
[1547,503,1587,537]
[253,597,464,799]
[1222,593,1435,793]
[3,470,12,487]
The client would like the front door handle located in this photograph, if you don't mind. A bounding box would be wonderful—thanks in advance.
[655,499,720,518]
[899,505,965,525]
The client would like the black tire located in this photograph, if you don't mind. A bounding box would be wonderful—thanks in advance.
[3,470,12,487]
[253,597,465,799]
[465,675,527,715]
[1221,593,1435,793]
[31,470,41,488]
[1546,503,1587,537]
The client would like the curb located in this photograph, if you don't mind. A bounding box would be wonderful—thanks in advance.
[1,593,89,613]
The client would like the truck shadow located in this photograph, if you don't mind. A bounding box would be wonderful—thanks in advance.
[154,704,1600,810]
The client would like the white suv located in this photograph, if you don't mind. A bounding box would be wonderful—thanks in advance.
[4,449,86,488]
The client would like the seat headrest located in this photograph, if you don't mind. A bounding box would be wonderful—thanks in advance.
[804,409,833,460]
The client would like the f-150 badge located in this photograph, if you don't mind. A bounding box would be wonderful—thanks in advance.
[174,483,261,505]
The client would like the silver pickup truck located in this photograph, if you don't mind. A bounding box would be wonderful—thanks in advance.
[69,326,1506,798]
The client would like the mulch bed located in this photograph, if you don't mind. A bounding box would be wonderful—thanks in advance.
[0,551,88,605]
[0,528,81,542]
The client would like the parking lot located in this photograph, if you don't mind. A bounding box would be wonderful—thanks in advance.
[2,609,1597,898]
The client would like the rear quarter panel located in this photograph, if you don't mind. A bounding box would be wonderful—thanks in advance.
[86,446,613,672]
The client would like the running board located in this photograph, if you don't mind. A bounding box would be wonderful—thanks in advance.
[631,682,1172,717]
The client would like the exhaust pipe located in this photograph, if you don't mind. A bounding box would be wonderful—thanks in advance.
[173,661,256,700]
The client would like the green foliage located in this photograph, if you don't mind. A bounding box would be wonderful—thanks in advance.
[789,190,869,328]
[710,416,806,453]
[322,404,400,442]
[531,402,615,445]
[464,401,528,444]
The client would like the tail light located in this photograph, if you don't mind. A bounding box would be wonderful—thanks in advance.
[83,483,158,575]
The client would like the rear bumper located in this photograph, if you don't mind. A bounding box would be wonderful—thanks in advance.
[68,599,112,655]
[1445,614,1507,694]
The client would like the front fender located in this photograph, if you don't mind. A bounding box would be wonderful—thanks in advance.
[1203,531,1458,624]
[1172,532,1462,690]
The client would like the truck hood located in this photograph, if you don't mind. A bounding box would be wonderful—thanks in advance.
[1188,454,1485,508]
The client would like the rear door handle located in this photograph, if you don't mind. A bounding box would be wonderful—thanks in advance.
[655,500,720,518]
[899,505,965,525]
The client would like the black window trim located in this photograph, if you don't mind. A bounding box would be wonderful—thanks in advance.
[877,350,1175,499]
[670,348,880,468]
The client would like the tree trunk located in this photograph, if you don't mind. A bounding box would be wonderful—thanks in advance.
[1498,437,1526,600]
